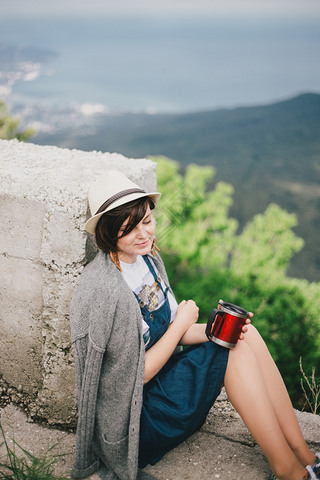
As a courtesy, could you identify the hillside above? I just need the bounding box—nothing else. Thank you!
[34,93,320,281]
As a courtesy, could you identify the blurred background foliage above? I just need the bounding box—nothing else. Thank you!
[153,155,320,409]
[0,100,35,141]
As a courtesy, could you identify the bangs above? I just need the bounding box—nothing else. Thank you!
[118,197,154,238]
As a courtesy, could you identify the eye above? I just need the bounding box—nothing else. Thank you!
[143,214,152,224]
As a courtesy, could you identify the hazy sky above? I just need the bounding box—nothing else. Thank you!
[2,0,320,17]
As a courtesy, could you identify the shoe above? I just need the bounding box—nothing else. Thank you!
[305,465,316,479]
[313,452,320,471]
[306,453,320,479]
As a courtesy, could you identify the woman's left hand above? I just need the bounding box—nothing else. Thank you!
[239,314,253,340]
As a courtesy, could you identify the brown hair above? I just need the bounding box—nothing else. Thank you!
[95,196,155,253]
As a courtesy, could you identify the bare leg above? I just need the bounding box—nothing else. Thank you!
[224,338,308,480]
[242,325,315,467]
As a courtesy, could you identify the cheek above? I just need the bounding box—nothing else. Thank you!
[149,219,156,235]
[117,234,132,251]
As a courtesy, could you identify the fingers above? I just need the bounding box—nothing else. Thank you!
[245,312,253,326]
[178,299,199,313]
[179,299,197,307]
[239,326,248,340]
[239,319,251,340]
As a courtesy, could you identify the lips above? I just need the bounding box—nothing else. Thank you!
[137,239,150,248]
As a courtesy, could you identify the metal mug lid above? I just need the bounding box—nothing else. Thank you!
[220,302,248,318]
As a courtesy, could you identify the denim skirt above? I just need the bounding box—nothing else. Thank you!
[138,341,229,468]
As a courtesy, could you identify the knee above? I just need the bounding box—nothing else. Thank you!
[230,336,256,363]
[244,323,268,349]
[246,323,260,339]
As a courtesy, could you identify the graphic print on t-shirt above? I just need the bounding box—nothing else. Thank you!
[138,281,161,311]
[120,255,178,348]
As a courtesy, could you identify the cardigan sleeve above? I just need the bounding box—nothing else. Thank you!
[71,336,104,478]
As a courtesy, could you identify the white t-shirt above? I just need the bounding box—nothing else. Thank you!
[120,255,178,347]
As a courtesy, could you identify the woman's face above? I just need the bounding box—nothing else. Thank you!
[117,205,156,263]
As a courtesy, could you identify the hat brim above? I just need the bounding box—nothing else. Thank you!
[85,191,161,234]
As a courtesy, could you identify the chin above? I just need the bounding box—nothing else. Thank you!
[138,243,152,255]
[140,247,151,255]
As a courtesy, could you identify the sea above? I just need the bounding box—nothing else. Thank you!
[0,11,320,131]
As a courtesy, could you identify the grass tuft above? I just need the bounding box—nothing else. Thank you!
[300,357,320,416]
[0,422,68,480]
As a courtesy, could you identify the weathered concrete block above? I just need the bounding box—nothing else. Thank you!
[0,139,158,426]
[0,255,44,395]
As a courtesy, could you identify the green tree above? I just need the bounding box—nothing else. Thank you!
[155,156,237,270]
[0,100,35,141]
[231,203,304,281]
[152,155,320,408]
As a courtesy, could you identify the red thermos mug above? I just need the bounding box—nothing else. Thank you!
[206,302,249,349]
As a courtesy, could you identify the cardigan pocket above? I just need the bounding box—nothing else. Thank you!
[102,434,130,479]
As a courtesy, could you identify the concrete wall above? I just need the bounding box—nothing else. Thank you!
[0,139,158,426]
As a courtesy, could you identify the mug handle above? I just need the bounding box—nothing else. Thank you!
[205,308,223,341]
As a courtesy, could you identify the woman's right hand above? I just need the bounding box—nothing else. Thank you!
[175,299,199,331]
[144,299,199,384]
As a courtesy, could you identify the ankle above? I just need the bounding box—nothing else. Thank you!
[304,453,318,468]
[305,453,320,479]
[273,465,309,480]
[271,453,320,480]
[291,446,317,468]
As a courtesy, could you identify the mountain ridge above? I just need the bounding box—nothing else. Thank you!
[33,92,320,281]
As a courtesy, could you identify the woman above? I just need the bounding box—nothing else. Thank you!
[70,170,319,480]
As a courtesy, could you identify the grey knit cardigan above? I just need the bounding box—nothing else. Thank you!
[70,251,171,480]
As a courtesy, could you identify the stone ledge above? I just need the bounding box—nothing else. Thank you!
[1,392,319,480]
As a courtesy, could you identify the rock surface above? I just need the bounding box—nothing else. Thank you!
[1,390,319,480]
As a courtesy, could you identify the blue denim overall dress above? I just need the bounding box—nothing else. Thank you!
[137,256,229,468]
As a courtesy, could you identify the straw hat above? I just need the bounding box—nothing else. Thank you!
[85,170,161,234]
